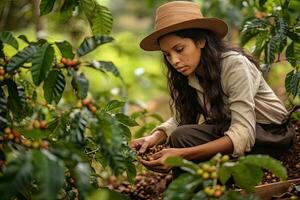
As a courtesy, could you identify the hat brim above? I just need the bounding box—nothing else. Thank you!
[140,18,228,51]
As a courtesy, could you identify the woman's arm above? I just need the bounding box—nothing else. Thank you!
[141,135,233,173]
[179,135,234,160]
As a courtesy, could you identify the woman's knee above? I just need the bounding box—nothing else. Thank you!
[168,125,194,148]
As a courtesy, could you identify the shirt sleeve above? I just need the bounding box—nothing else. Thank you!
[151,117,179,137]
[222,56,260,156]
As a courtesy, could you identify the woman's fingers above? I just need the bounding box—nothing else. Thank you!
[139,141,150,153]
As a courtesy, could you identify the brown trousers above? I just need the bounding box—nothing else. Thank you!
[168,121,295,178]
[168,121,295,158]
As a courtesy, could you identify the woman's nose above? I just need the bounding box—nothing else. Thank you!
[170,54,180,67]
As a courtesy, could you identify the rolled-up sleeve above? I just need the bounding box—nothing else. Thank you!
[222,56,260,156]
[151,117,178,137]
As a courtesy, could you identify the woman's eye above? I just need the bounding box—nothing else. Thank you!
[176,48,183,53]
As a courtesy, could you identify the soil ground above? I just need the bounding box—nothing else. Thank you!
[109,123,300,200]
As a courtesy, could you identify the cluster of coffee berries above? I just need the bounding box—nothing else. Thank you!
[32,119,47,129]
[3,127,21,143]
[260,171,279,184]
[59,58,80,70]
[0,66,6,81]
[78,98,97,113]
[203,184,225,198]
[137,145,165,161]
[197,163,218,180]
[2,127,49,149]
[22,139,49,149]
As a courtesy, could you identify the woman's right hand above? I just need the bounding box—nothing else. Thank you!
[130,130,167,153]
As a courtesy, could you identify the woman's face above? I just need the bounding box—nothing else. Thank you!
[159,34,205,76]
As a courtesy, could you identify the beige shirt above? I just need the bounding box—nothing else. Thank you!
[153,51,288,156]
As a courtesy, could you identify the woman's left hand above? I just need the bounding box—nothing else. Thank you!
[140,148,182,173]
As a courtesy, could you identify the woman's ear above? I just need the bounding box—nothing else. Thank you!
[197,38,206,49]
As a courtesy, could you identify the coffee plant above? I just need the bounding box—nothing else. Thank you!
[240,0,300,97]
[163,154,287,200]
[0,0,139,199]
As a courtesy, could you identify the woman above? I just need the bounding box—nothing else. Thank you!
[131,1,294,174]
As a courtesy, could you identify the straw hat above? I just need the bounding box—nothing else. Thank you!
[140,1,228,51]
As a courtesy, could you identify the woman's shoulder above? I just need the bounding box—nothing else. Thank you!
[220,50,257,71]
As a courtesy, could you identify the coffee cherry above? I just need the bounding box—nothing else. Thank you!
[4,127,11,134]
[82,98,89,106]
[221,155,230,162]
[214,189,222,198]
[204,187,214,196]
[76,101,83,108]
[40,121,47,129]
[197,169,203,175]
[61,58,68,65]
[40,140,49,149]
[22,139,32,148]
[202,172,210,179]
[32,141,40,149]
[211,171,218,179]
[202,164,211,171]
[32,120,40,129]
[89,106,97,113]
[0,67,5,76]
[7,133,14,140]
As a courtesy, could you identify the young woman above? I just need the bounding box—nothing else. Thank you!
[131,1,294,174]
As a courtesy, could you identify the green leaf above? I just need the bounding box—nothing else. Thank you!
[0,31,18,49]
[40,0,55,16]
[90,60,122,79]
[18,35,31,44]
[286,42,296,67]
[7,79,26,117]
[232,163,263,192]
[119,124,131,140]
[219,162,236,184]
[285,70,300,97]
[241,30,259,46]
[191,191,207,200]
[60,0,79,21]
[103,100,125,112]
[80,0,113,35]
[73,163,91,199]
[32,150,64,200]
[0,87,8,130]
[239,155,287,180]
[164,173,202,200]
[164,156,199,173]
[55,41,75,59]
[68,111,88,144]
[266,36,276,63]
[259,0,267,7]
[88,188,130,200]
[43,69,66,104]
[253,32,267,58]
[0,42,4,59]
[115,113,139,126]
[93,112,128,175]
[149,113,164,122]
[0,153,33,199]
[6,45,37,72]
[32,43,54,86]
[77,35,113,57]
[125,161,136,184]
[71,72,89,99]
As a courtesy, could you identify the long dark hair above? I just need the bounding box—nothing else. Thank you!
[160,29,259,125]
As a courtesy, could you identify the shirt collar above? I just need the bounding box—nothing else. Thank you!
[188,73,203,92]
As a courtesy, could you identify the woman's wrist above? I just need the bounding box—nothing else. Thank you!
[151,129,167,145]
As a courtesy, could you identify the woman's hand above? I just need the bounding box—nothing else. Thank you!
[130,130,167,153]
[140,148,182,173]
